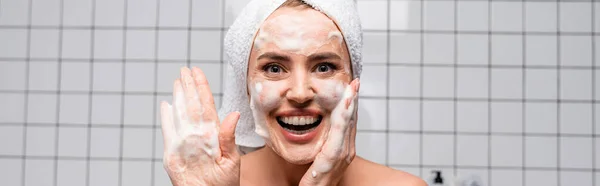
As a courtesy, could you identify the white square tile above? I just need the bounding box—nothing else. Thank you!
[491,2,523,32]
[423,1,454,31]
[390,1,421,30]
[457,34,488,65]
[24,159,54,186]
[0,126,24,155]
[560,103,592,135]
[491,169,523,186]
[122,161,152,186]
[56,160,86,186]
[525,69,557,99]
[158,0,189,27]
[62,30,92,59]
[491,102,523,133]
[357,0,388,30]
[154,161,172,186]
[559,3,592,32]
[191,0,222,28]
[563,84,592,108]
[456,169,489,186]
[597,138,600,169]
[388,100,420,131]
[222,0,250,27]
[63,0,92,26]
[390,33,420,64]
[93,62,123,92]
[491,35,523,66]
[90,128,121,158]
[0,62,27,90]
[423,100,454,132]
[0,29,27,58]
[126,0,157,27]
[89,160,119,186]
[26,94,57,123]
[61,62,91,91]
[154,128,164,158]
[457,68,488,98]
[560,171,593,186]
[29,29,60,58]
[525,35,557,66]
[525,2,557,32]
[525,136,557,168]
[124,95,154,126]
[357,99,387,131]
[0,0,29,26]
[57,127,87,157]
[31,0,60,26]
[362,32,388,63]
[190,63,223,94]
[525,102,557,134]
[525,170,558,186]
[123,128,153,158]
[156,62,186,93]
[423,34,454,64]
[491,135,523,167]
[124,62,155,92]
[423,67,454,98]
[0,93,25,123]
[457,101,488,133]
[191,31,222,60]
[94,30,123,59]
[158,30,188,60]
[359,65,387,97]
[422,134,454,166]
[356,132,386,164]
[26,126,56,156]
[560,35,593,67]
[457,1,488,31]
[0,159,22,185]
[457,135,488,166]
[95,0,125,26]
[560,137,592,169]
[91,94,122,125]
[58,94,91,125]
[388,133,420,165]
[29,61,59,91]
[126,30,156,59]
[389,66,420,97]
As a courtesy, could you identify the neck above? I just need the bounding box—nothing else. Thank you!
[258,145,312,186]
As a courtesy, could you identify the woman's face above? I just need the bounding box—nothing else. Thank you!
[247,6,353,164]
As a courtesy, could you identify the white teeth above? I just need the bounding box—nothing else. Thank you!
[279,116,318,125]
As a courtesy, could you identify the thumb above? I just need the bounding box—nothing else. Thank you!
[218,111,241,159]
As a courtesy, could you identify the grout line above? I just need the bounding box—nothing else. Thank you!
[487,0,493,185]
[52,0,65,185]
[20,0,34,185]
[85,0,97,185]
[150,0,162,185]
[522,0,527,186]
[419,0,425,178]
[557,0,562,185]
[453,0,459,178]
[385,0,391,167]
[118,0,129,185]
[219,0,226,108]
[592,1,597,186]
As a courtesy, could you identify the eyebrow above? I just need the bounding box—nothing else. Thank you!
[257,52,291,61]
[308,52,342,61]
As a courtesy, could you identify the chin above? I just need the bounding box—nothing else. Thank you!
[266,114,331,165]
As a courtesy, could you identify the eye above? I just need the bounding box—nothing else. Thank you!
[263,63,284,74]
[315,63,337,73]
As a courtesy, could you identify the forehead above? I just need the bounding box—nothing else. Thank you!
[260,7,340,38]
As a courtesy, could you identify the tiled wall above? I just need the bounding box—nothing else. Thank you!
[0,0,596,185]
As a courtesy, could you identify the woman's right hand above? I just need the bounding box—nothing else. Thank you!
[160,67,241,186]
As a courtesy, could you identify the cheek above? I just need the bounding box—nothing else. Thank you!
[250,81,285,111]
[313,79,345,111]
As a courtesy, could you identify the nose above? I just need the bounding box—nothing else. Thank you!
[285,73,315,106]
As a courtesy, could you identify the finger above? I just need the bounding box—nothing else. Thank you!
[180,67,203,123]
[191,67,218,122]
[173,79,188,128]
[160,101,176,149]
[218,111,241,161]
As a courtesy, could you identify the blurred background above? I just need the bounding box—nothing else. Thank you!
[0,0,596,185]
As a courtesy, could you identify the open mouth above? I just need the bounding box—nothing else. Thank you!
[276,115,323,134]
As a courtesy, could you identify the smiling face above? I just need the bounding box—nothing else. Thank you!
[247,6,353,164]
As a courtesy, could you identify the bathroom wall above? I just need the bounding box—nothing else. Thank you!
[0,0,596,185]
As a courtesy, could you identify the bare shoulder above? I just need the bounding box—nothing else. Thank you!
[342,157,427,186]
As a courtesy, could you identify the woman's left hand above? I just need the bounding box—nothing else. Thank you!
[299,79,360,186]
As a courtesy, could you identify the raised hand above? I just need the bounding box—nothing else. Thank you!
[160,67,241,186]
[299,79,360,186]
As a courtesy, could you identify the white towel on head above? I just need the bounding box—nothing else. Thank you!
[218,0,363,149]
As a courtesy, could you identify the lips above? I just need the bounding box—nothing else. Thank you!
[276,116,323,133]
[274,110,323,143]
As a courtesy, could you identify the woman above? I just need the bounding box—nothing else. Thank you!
[159,0,426,185]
